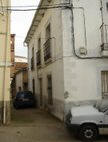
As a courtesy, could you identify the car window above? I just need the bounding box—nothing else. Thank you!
[20,94,25,98]
[16,92,24,99]
[16,92,34,99]
[24,92,33,99]
[24,94,29,99]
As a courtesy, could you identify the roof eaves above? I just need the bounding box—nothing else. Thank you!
[24,0,44,44]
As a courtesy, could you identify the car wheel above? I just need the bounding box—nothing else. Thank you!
[79,124,98,141]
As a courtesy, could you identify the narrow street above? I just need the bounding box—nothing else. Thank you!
[0,108,107,142]
[11,108,74,142]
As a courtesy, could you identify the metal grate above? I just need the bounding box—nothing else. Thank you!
[101,71,108,97]
[36,50,41,66]
[31,57,34,70]
[44,38,51,62]
[100,24,108,49]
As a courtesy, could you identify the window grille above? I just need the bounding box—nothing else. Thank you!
[106,2,108,11]
[101,71,108,97]
[36,38,41,66]
[47,75,53,105]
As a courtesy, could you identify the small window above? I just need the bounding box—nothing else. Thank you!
[101,71,108,98]
[46,24,51,40]
[47,75,53,105]
[32,47,34,58]
[44,24,51,62]
[36,38,41,66]
[31,47,34,70]
[38,38,41,50]
[106,3,108,11]
[32,78,35,95]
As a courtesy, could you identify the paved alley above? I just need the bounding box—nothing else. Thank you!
[0,109,107,142]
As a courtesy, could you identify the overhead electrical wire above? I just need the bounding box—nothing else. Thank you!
[0,3,70,11]
[0,3,69,8]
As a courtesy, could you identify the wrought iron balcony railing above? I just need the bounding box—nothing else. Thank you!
[36,50,41,66]
[100,24,108,49]
[44,38,51,62]
[31,57,34,70]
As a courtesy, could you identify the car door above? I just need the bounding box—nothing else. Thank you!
[102,111,108,134]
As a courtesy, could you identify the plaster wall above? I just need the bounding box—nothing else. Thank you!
[28,0,65,119]
[27,0,108,119]
[63,0,108,113]
[16,72,23,93]
[0,0,11,123]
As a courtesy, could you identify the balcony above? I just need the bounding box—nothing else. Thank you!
[36,50,41,66]
[44,38,51,62]
[100,24,108,56]
[31,57,34,70]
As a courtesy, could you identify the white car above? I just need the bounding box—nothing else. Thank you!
[65,105,108,141]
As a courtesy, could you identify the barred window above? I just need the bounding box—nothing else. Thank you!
[36,38,41,66]
[31,47,34,70]
[106,2,108,11]
[44,24,51,62]
[47,75,53,105]
[101,71,108,98]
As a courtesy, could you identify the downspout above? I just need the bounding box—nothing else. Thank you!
[100,0,104,25]
[2,0,10,125]
[69,1,107,59]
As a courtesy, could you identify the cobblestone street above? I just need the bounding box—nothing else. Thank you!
[0,109,107,142]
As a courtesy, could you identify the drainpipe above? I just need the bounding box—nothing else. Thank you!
[100,0,104,25]
[2,0,10,125]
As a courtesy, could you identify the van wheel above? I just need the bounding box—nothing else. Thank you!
[79,124,98,141]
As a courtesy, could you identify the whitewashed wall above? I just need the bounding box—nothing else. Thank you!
[28,0,65,120]
[27,0,108,119]
[63,0,108,113]
[16,72,23,93]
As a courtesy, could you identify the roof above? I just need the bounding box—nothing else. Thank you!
[15,56,28,63]
[14,62,28,76]
[25,0,52,44]
[15,67,28,76]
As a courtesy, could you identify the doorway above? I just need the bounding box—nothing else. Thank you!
[39,78,43,107]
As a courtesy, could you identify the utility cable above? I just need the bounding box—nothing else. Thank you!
[0,3,71,11]
[0,2,70,8]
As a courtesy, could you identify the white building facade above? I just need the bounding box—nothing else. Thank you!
[25,0,108,120]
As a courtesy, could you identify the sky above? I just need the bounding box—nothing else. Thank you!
[11,0,40,57]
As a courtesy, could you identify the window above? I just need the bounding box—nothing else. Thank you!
[44,24,51,62]
[39,78,43,106]
[101,71,108,98]
[106,3,108,11]
[32,78,35,95]
[36,38,41,66]
[46,24,51,40]
[47,75,53,105]
[31,47,34,70]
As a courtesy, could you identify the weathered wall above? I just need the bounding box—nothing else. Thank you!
[28,0,65,120]
[16,72,23,93]
[27,0,108,120]
[63,0,108,113]
[0,0,11,124]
